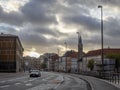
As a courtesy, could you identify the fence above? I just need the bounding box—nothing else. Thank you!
[77,71,120,85]
[100,72,120,85]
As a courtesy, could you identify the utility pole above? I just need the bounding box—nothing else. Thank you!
[57,48,59,72]
[98,5,104,72]
[76,32,80,73]
[64,42,67,72]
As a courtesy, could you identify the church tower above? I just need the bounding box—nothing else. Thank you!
[78,35,83,61]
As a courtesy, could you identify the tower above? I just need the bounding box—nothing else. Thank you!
[77,35,83,72]
[78,35,83,61]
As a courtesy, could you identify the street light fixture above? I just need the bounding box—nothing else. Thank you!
[64,42,67,72]
[98,5,104,72]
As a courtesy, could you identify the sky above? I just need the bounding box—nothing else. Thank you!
[0,0,120,57]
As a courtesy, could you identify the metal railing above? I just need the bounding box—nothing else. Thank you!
[77,71,120,85]
[100,72,120,84]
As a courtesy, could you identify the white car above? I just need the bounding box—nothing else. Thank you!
[30,70,41,77]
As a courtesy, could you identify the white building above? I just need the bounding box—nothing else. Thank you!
[82,48,120,72]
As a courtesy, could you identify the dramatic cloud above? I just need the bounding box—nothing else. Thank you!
[0,6,25,26]
[62,14,100,31]
[0,0,120,57]
[20,0,57,25]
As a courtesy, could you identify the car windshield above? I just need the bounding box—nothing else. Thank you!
[30,70,39,72]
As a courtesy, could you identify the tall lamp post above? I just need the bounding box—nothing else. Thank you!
[64,42,67,72]
[98,5,104,72]
[57,48,59,72]
[76,32,80,73]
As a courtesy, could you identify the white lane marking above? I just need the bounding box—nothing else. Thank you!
[15,83,21,85]
[0,85,10,88]
[25,83,32,86]
[42,79,46,81]
[8,76,27,82]
[54,83,61,89]
[28,78,37,82]
[23,78,37,83]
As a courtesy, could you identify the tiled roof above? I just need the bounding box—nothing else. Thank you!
[70,52,78,58]
[86,48,120,57]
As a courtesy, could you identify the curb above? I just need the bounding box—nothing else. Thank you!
[70,74,93,90]
[78,76,93,90]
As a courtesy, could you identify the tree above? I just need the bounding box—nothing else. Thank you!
[87,59,94,71]
[106,53,120,72]
[40,63,47,69]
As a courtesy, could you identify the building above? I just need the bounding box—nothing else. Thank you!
[0,33,24,72]
[70,52,78,73]
[49,53,59,71]
[58,57,66,72]
[22,56,41,71]
[39,53,58,71]
[83,48,120,72]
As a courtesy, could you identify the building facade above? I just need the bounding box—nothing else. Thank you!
[0,33,24,72]
[82,48,120,72]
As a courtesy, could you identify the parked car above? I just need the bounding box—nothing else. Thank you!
[29,70,41,77]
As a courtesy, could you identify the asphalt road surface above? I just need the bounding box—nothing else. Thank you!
[0,72,119,90]
[0,72,88,90]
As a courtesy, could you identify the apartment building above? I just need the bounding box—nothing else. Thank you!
[0,33,24,72]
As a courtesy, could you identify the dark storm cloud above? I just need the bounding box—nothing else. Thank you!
[0,0,58,26]
[65,0,120,8]
[104,17,120,38]
[20,0,57,25]
[17,26,68,48]
[33,27,68,37]
[19,32,48,46]
[0,6,25,26]
[62,14,100,31]
[100,0,120,8]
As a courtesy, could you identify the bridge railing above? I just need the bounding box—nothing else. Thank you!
[100,72,120,85]
[74,71,120,85]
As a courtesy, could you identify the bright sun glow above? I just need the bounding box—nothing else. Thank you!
[24,51,40,58]
[23,47,40,58]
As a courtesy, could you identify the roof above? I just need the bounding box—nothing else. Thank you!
[70,52,78,58]
[86,48,120,57]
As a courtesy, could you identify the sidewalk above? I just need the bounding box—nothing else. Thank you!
[100,79,120,89]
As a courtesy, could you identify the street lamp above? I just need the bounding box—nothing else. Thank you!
[76,32,80,73]
[64,42,67,72]
[57,48,59,72]
[98,5,104,72]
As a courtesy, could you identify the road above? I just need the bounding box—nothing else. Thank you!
[0,72,88,90]
[0,72,119,90]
